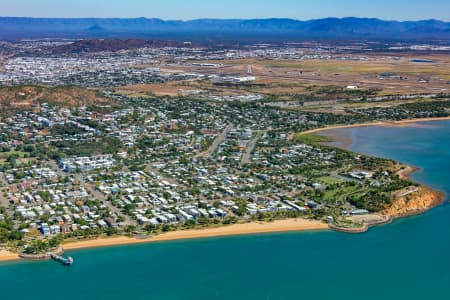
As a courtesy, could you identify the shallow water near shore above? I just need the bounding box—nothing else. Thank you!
[1,120,450,300]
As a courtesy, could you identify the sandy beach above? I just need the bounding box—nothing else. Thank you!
[62,219,328,251]
[0,250,20,262]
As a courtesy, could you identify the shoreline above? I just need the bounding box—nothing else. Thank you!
[299,116,450,136]
[3,219,327,262]
[397,165,420,181]
[383,186,445,220]
[310,117,448,233]
[61,218,328,252]
[61,219,328,251]
[0,250,20,262]
[393,165,445,219]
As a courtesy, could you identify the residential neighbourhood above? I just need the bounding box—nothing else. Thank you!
[0,86,426,246]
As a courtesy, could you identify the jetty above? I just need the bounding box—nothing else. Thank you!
[50,253,74,266]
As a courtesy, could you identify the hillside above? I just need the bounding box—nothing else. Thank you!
[49,39,198,54]
[0,85,113,110]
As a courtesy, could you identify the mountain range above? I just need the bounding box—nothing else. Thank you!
[1,17,449,41]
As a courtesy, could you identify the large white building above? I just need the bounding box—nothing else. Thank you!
[60,155,115,172]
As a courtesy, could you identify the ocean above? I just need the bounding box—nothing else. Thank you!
[1,120,450,300]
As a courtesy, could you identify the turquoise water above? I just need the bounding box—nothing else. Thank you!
[1,121,450,300]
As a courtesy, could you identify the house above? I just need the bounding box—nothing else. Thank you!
[97,220,108,228]
[81,205,90,214]
[306,200,319,209]
[312,183,326,190]
[216,209,227,217]
[178,210,194,221]
[50,225,61,234]
[104,218,118,228]
[40,223,50,236]
[157,215,169,224]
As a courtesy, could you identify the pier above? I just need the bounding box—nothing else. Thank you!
[50,253,74,266]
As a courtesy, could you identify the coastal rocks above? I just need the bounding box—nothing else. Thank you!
[19,253,52,260]
[383,187,444,219]
[18,247,64,261]
[328,215,392,234]
[328,223,369,234]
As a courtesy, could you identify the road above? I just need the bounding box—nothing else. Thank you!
[196,123,234,159]
[0,190,9,207]
[46,160,136,225]
[84,183,136,226]
[240,131,263,166]
[144,163,182,186]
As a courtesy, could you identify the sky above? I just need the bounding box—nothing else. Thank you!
[1,0,449,21]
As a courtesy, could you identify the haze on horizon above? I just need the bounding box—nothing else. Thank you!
[2,0,450,22]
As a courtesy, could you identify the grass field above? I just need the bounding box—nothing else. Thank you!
[294,133,330,144]
[317,176,346,185]
[168,54,450,97]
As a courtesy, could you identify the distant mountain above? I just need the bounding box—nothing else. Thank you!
[1,17,450,41]
[86,24,106,32]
